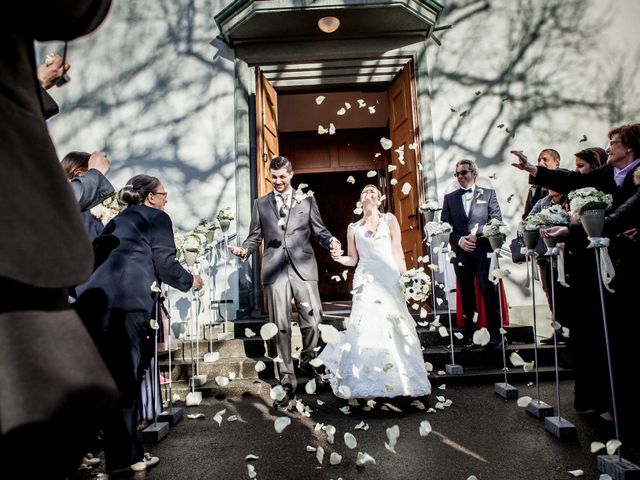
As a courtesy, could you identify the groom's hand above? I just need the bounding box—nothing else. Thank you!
[329,238,343,258]
[228,245,247,258]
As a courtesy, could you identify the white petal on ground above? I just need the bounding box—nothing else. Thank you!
[444,399,453,407]
[187,413,205,420]
[401,182,412,195]
[315,95,326,105]
[356,452,376,466]
[411,399,426,410]
[344,432,357,449]
[454,332,464,340]
[380,137,392,150]
[244,328,256,338]
[305,378,317,394]
[368,106,376,114]
[339,406,351,415]
[274,416,291,434]
[386,425,400,452]
[438,384,447,390]
[308,357,324,368]
[337,107,346,115]
[438,326,449,337]
[330,452,342,465]
[317,399,325,405]
[590,442,606,453]
[260,322,278,340]
[245,454,259,461]
[324,425,337,444]
[568,469,584,477]
[510,352,525,367]
[419,420,432,437]
[306,445,317,452]
[517,396,532,407]
[247,464,257,479]
[319,324,341,344]
[472,327,491,346]
[347,175,355,184]
[228,415,238,422]
[270,385,286,401]
[329,123,336,135]
[215,376,229,386]
[254,360,266,372]
[316,446,325,464]
[366,170,377,178]
[355,421,370,430]
[467,476,478,480]
[606,439,622,455]
[436,395,445,402]
[599,475,613,480]
[228,372,237,380]
[213,409,226,426]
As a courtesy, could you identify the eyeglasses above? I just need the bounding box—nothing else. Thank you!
[153,191,168,197]
[454,170,471,177]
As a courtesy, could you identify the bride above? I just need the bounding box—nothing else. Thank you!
[319,185,431,399]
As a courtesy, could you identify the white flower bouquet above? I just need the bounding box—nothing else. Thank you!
[568,187,613,217]
[400,267,432,302]
[483,218,511,237]
[526,204,570,227]
[217,207,235,222]
[425,221,452,238]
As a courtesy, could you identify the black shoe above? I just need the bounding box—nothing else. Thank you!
[272,384,294,410]
[486,339,502,350]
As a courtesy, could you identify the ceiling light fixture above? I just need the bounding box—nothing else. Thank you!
[318,16,340,33]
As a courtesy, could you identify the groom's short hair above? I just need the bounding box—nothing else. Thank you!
[270,156,292,172]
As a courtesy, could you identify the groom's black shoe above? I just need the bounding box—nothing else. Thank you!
[304,365,329,391]
[273,384,294,410]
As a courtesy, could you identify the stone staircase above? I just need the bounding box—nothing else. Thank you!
[160,305,572,400]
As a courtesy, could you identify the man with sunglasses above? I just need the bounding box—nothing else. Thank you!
[441,160,503,349]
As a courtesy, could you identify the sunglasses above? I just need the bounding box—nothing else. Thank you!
[454,170,471,177]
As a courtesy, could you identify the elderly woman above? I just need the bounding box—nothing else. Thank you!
[75,174,203,474]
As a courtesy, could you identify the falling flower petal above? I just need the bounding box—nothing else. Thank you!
[356,452,376,466]
[438,326,449,337]
[254,360,266,372]
[270,385,286,401]
[331,274,342,281]
[499,327,507,335]
[472,327,490,346]
[347,175,355,184]
[606,439,622,455]
[419,420,432,437]
[315,95,326,105]
[329,123,336,135]
[517,396,532,407]
[260,322,278,340]
[401,182,412,195]
[424,361,433,372]
[247,464,257,479]
[319,324,341,344]
[150,281,161,292]
[590,442,606,453]
[318,125,328,134]
[454,332,464,340]
[357,99,366,108]
[409,142,418,150]
[388,164,397,172]
[337,107,346,116]
[345,102,351,109]
[366,170,377,178]
[523,361,535,372]
[438,384,447,390]
[245,328,256,338]
[380,137,392,150]
[390,178,398,186]
[229,372,237,380]
[368,106,376,114]
[274,416,291,434]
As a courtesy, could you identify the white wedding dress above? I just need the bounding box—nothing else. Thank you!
[319,214,431,399]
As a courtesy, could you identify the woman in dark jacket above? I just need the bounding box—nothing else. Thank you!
[76,174,203,474]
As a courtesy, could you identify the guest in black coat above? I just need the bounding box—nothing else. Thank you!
[75,175,204,474]
[441,159,503,348]
[62,150,115,240]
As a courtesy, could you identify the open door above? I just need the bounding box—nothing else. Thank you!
[256,69,279,196]
[387,61,424,269]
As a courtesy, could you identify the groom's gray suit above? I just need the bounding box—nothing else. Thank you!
[242,188,335,390]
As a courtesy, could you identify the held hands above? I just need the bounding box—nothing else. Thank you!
[510,150,537,176]
[458,234,476,252]
[192,274,204,291]
[329,238,343,260]
[88,151,110,176]
[37,53,70,90]
[540,226,569,238]
[228,245,247,258]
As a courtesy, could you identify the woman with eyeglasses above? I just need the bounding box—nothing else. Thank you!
[75,174,203,474]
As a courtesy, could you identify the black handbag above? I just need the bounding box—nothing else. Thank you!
[510,235,545,263]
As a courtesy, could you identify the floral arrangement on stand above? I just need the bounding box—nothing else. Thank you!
[194,218,220,244]
[419,199,442,222]
[400,267,432,310]
[567,187,613,218]
[527,204,571,227]
[483,218,512,238]
[217,207,235,233]
[424,221,452,238]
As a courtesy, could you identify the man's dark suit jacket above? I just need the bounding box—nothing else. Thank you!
[77,205,193,316]
[242,190,333,285]
[0,0,111,289]
[70,169,115,240]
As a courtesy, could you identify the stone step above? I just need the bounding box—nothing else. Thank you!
[166,377,272,400]
[159,357,261,381]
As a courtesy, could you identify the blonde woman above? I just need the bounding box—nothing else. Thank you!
[319,185,431,400]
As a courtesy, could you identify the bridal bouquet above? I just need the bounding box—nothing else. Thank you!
[400,267,432,302]
[527,204,570,227]
[568,187,612,218]
[483,218,511,237]
[424,221,452,238]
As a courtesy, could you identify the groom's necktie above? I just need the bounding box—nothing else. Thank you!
[278,193,289,218]
[461,188,472,216]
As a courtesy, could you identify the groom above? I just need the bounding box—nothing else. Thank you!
[229,156,342,409]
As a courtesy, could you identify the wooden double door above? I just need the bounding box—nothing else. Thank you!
[256,62,426,300]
